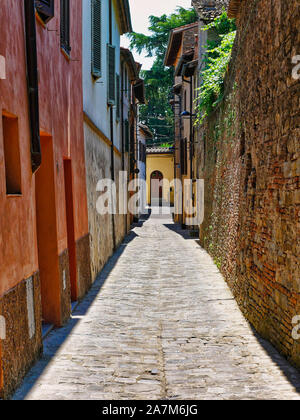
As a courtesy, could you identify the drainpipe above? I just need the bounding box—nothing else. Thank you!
[179,92,184,227]
[120,60,127,235]
[109,0,116,250]
[189,76,193,184]
[189,75,194,229]
[24,0,41,173]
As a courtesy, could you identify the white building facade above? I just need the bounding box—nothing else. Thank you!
[82,0,132,281]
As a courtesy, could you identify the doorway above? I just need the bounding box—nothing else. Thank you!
[151,170,163,206]
[35,134,61,326]
[63,159,78,302]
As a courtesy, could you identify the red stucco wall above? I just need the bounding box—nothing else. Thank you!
[0,0,89,296]
[0,0,37,296]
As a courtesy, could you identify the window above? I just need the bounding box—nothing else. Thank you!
[2,113,22,195]
[116,74,120,121]
[35,0,54,23]
[60,0,71,55]
[91,0,102,78]
[107,44,116,105]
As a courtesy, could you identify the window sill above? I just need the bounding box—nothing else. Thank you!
[35,12,47,29]
[60,48,71,62]
[6,194,22,198]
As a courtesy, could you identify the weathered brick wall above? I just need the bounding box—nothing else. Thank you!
[197,0,300,367]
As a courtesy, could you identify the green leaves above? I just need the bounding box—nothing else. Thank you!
[195,12,236,125]
[128,7,197,145]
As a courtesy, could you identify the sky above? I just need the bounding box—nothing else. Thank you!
[121,0,193,70]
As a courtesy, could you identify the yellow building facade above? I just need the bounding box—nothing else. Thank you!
[146,147,175,206]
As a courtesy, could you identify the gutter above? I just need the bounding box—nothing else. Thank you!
[24,0,41,173]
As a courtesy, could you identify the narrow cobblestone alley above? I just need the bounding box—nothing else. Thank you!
[13,210,300,400]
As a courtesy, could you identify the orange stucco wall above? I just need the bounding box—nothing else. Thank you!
[0,1,89,297]
[0,1,37,296]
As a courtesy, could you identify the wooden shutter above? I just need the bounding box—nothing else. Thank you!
[60,0,71,54]
[107,44,116,105]
[35,0,54,23]
[91,0,102,78]
[116,74,120,120]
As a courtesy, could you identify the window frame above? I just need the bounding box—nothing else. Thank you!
[91,0,102,79]
[35,0,54,24]
[60,0,71,55]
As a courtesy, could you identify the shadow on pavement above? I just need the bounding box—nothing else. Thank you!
[12,227,139,400]
[164,221,300,394]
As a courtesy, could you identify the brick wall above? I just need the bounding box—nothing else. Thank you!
[197,0,300,367]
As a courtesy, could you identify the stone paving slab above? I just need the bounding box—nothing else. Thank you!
[13,209,300,400]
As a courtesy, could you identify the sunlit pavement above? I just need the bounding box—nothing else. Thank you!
[13,209,300,400]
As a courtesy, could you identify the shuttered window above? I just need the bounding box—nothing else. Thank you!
[35,0,54,23]
[60,0,71,55]
[107,44,116,105]
[91,0,102,78]
[116,74,120,121]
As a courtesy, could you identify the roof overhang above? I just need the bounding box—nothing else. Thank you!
[182,59,198,77]
[174,51,195,77]
[120,48,138,81]
[117,0,133,35]
[173,82,183,95]
[134,79,145,104]
[138,124,153,139]
[146,147,174,155]
[228,0,241,18]
[164,22,198,67]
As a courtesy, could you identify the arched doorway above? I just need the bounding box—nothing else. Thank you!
[151,170,163,206]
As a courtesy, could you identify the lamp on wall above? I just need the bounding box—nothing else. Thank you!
[181,110,196,117]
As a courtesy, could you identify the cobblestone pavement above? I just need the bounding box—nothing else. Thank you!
[14,209,300,400]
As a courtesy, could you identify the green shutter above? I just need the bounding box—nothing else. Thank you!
[91,0,102,78]
[107,44,116,105]
[116,74,120,121]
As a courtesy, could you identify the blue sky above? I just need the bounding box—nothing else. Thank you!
[121,0,193,70]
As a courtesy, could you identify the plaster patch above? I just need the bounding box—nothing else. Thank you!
[0,315,6,340]
[0,55,5,79]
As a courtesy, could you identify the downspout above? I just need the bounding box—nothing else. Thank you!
[189,75,194,229]
[24,0,41,173]
[121,60,127,235]
[189,76,193,184]
[134,101,139,222]
[109,0,116,250]
[179,91,184,227]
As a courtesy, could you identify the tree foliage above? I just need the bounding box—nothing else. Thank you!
[128,7,197,145]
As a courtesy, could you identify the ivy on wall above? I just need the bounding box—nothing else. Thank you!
[195,11,236,124]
